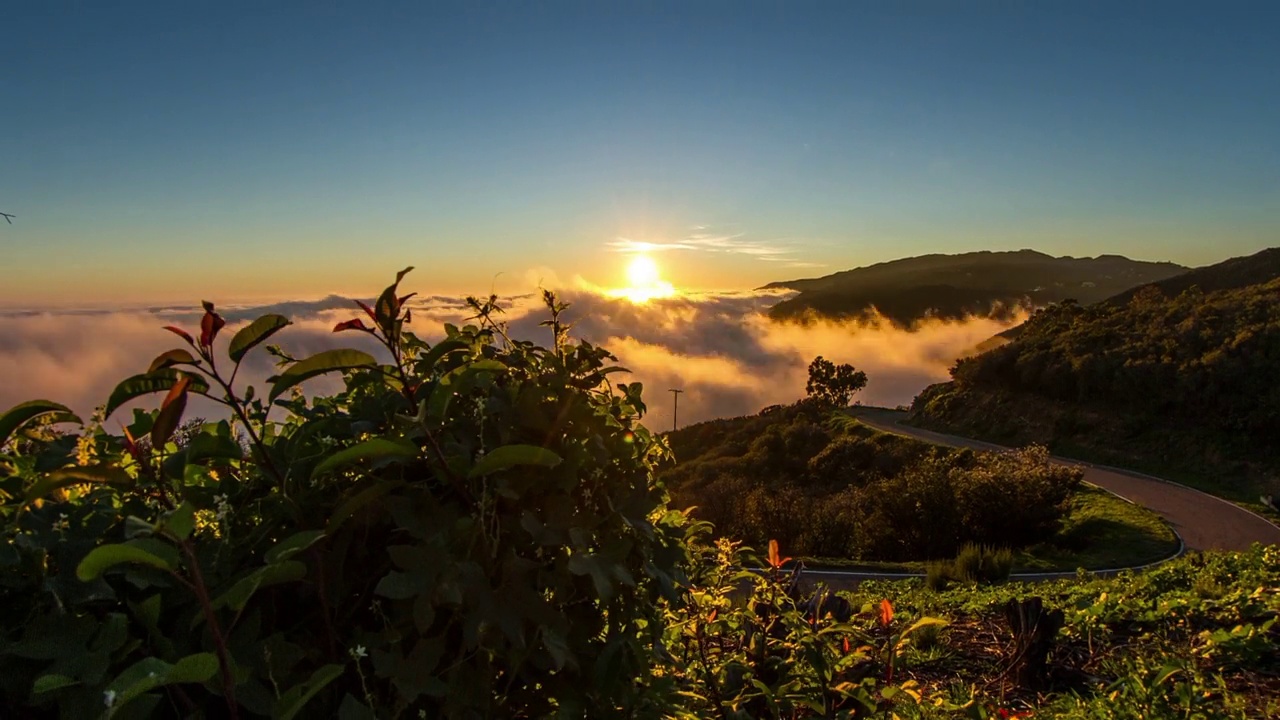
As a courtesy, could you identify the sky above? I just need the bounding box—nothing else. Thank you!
[3,1,1279,307]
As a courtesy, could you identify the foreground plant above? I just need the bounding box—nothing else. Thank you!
[0,269,689,717]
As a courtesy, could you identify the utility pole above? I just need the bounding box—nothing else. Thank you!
[669,388,683,432]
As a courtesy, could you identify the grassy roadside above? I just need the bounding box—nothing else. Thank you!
[1047,438,1280,522]
[896,391,1280,523]
[902,411,1280,523]
[1012,485,1179,571]
[801,485,1177,574]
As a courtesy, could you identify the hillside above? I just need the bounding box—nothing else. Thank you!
[764,249,1187,326]
[911,247,1280,501]
[658,404,1178,570]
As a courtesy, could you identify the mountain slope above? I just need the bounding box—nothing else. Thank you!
[910,247,1280,501]
[764,249,1187,326]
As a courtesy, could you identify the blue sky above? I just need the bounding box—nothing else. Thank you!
[2,1,1278,305]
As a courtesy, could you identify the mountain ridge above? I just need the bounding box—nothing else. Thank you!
[761,249,1189,326]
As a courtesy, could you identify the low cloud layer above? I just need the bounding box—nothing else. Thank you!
[0,288,1024,433]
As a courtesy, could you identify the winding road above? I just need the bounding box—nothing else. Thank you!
[853,408,1280,552]
[796,409,1280,588]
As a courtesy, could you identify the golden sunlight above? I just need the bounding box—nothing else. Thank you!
[612,254,676,303]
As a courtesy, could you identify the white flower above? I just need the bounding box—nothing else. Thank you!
[350,644,367,659]
[213,494,231,524]
[104,690,117,707]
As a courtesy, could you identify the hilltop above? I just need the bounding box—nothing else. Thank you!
[763,249,1187,326]
[910,247,1280,504]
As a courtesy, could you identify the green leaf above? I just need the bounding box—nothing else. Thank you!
[1153,664,1182,687]
[902,617,948,637]
[160,501,197,541]
[413,338,467,374]
[338,695,378,720]
[228,314,291,364]
[264,530,326,564]
[0,400,80,450]
[147,348,196,373]
[311,438,418,480]
[328,480,405,531]
[125,537,181,568]
[32,674,78,694]
[25,465,134,505]
[167,652,220,683]
[104,370,211,420]
[105,653,219,718]
[567,553,616,601]
[469,444,562,478]
[268,349,377,402]
[210,561,306,613]
[274,664,345,720]
[185,432,244,463]
[426,359,508,422]
[77,543,176,581]
[374,570,424,600]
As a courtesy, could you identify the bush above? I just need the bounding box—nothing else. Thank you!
[0,273,690,718]
[927,544,1014,590]
[924,561,952,592]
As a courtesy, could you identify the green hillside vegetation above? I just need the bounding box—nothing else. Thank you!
[661,404,1175,569]
[912,248,1280,503]
[0,269,1268,718]
[764,249,1187,327]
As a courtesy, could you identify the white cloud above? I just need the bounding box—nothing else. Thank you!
[0,287,1023,436]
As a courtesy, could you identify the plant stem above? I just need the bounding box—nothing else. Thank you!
[181,540,240,719]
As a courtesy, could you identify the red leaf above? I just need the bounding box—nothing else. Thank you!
[842,636,850,654]
[355,300,377,321]
[199,307,226,348]
[160,374,192,412]
[163,326,194,345]
[333,318,369,333]
[767,539,792,570]
[878,599,894,628]
[708,608,717,623]
[121,426,145,464]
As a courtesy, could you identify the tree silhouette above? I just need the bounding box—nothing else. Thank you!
[805,356,868,408]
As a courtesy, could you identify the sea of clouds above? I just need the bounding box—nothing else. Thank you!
[0,287,1025,432]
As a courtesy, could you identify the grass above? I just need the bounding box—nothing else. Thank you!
[800,485,1177,575]
[1048,438,1280,521]
[1014,485,1179,571]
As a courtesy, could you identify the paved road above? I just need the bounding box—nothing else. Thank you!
[853,408,1280,553]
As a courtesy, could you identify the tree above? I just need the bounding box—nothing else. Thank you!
[805,356,868,408]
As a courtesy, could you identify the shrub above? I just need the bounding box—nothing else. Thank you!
[930,545,1013,589]
[924,561,952,592]
[0,272,690,718]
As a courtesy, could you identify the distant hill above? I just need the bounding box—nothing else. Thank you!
[1103,246,1280,306]
[910,246,1280,502]
[763,249,1188,326]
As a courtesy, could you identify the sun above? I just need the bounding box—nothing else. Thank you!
[611,254,676,303]
[627,255,661,287]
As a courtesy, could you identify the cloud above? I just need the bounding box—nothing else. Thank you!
[606,228,823,268]
[0,287,1024,435]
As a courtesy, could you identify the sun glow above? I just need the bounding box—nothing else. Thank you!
[612,254,676,303]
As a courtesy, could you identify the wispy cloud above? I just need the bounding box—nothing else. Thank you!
[606,228,825,269]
